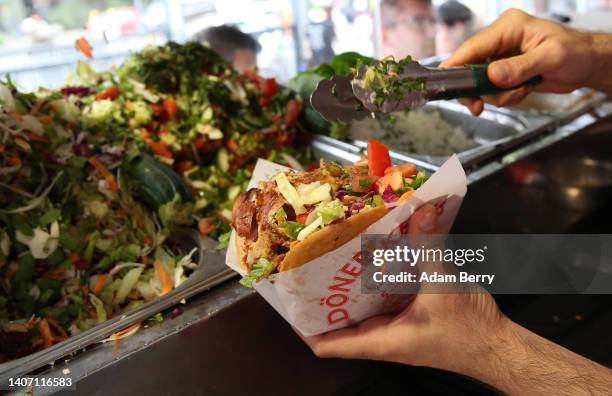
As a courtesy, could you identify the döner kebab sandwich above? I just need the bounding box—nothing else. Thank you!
[232,138,427,287]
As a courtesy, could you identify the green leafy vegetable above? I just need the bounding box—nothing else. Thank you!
[240,257,274,288]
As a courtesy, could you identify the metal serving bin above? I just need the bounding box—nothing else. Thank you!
[0,230,235,384]
[306,133,439,173]
[508,89,607,123]
[348,100,555,168]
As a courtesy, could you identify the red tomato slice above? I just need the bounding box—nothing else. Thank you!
[262,78,277,97]
[384,163,417,178]
[284,99,301,126]
[367,138,391,177]
[296,213,309,224]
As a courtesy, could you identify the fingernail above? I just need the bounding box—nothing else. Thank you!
[418,211,437,232]
[492,62,511,85]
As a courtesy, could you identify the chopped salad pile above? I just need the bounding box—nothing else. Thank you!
[0,78,197,362]
[0,41,307,362]
[66,41,305,242]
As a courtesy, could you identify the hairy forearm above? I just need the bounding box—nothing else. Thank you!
[458,317,612,395]
[587,32,612,94]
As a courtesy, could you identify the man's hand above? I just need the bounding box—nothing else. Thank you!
[440,9,612,115]
[301,203,612,395]
[301,204,506,374]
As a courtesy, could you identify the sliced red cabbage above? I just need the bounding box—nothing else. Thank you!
[381,185,399,205]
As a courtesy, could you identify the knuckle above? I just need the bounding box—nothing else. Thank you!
[501,8,530,22]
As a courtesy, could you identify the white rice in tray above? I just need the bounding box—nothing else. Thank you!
[349,110,476,156]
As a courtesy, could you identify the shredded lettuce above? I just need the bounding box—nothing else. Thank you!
[275,172,306,214]
[15,221,60,259]
[88,99,117,124]
[302,182,332,205]
[89,294,107,324]
[311,199,345,225]
[240,257,274,288]
[131,100,152,125]
[297,215,323,241]
[114,267,144,305]
[279,221,305,240]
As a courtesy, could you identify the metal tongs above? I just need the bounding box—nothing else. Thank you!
[311,59,542,123]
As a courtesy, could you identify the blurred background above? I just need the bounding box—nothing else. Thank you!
[1,0,612,90]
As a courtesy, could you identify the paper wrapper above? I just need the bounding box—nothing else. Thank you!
[226,155,467,336]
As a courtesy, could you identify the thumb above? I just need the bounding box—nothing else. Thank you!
[488,47,547,88]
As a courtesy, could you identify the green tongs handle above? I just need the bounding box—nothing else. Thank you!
[465,63,542,96]
[431,63,542,101]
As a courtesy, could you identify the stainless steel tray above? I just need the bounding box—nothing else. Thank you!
[349,100,555,167]
[508,89,607,123]
[0,230,235,383]
[306,133,440,173]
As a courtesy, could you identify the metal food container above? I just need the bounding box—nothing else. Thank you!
[0,230,235,383]
[509,89,607,123]
[306,133,439,172]
[348,100,555,167]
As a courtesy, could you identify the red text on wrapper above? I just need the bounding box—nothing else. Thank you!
[321,251,364,325]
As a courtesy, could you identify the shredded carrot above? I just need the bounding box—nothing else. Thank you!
[109,322,141,340]
[46,318,68,339]
[43,267,67,280]
[154,260,173,295]
[81,286,90,297]
[143,256,149,265]
[95,85,120,101]
[26,132,48,142]
[93,274,108,295]
[88,156,118,192]
[116,208,127,217]
[296,213,308,224]
[38,319,53,348]
[70,251,80,263]
[89,309,97,319]
[143,234,152,245]
[38,115,53,124]
[75,36,93,58]
[0,144,4,153]
[32,337,44,347]
[145,138,173,158]
[398,190,415,203]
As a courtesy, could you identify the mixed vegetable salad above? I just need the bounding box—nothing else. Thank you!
[0,77,197,362]
[67,41,306,243]
[0,41,307,362]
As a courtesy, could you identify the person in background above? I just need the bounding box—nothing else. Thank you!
[435,0,473,55]
[380,0,436,60]
[195,25,261,72]
[307,6,336,67]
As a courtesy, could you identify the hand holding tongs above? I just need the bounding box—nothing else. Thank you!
[311,59,542,123]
